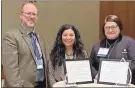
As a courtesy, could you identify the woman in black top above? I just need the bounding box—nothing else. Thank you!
[90,15,135,84]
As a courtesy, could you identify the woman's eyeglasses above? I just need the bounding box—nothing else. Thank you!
[104,25,118,31]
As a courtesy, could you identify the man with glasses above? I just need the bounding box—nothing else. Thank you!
[2,3,50,87]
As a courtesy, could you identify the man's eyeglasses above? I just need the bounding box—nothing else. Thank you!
[22,12,38,17]
[104,25,118,31]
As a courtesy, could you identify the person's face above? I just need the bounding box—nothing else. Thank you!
[62,29,75,48]
[104,22,120,40]
[19,4,38,28]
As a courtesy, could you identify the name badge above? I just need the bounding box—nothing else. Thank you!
[37,65,43,69]
[36,59,43,69]
[97,48,109,57]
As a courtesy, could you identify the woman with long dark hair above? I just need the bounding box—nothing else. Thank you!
[49,24,88,86]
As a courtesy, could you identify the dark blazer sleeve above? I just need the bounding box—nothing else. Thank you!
[127,39,135,71]
[2,32,22,87]
[90,46,98,78]
[123,37,135,84]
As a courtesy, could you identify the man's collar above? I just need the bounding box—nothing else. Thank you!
[21,23,35,35]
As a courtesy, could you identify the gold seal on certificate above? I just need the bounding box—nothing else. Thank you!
[97,59,131,85]
[65,59,93,84]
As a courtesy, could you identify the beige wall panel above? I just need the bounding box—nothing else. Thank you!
[2,1,99,57]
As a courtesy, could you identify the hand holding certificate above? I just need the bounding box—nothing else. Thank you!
[65,59,93,84]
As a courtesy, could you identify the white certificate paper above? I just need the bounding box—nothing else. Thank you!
[65,60,92,83]
[99,61,129,84]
